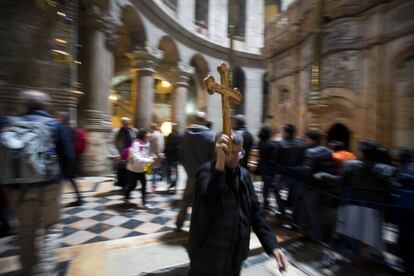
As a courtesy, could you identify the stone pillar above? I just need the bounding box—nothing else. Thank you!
[79,5,117,176]
[127,46,163,129]
[172,62,194,132]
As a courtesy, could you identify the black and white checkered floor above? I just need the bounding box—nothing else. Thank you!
[0,170,271,263]
[0,176,190,259]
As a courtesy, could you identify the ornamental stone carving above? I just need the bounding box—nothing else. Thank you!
[322,20,361,54]
[126,45,164,73]
[321,51,360,91]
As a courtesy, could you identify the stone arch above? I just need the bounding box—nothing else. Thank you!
[158,36,180,65]
[233,66,245,115]
[190,53,210,113]
[111,5,147,126]
[321,93,357,149]
[113,5,146,75]
[326,123,352,150]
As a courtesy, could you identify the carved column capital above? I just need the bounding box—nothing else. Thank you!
[173,62,195,88]
[83,4,119,49]
[126,45,164,74]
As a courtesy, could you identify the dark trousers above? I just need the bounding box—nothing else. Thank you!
[69,178,82,202]
[262,175,276,208]
[302,188,322,242]
[166,160,178,188]
[125,171,147,204]
[0,187,10,233]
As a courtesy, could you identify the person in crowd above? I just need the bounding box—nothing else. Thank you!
[256,125,279,212]
[329,140,356,172]
[164,123,182,193]
[274,124,305,222]
[176,111,215,231]
[0,90,69,275]
[149,123,165,191]
[125,129,154,207]
[392,148,414,270]
[188,132,287,275]
[231,114,254,168]
[315,140,394,262]
[56,111,83,206]
[392,147,414,188]
[256,129,335,239]
[114,117,136,154]
[114,117,136,188]
[74,126,87,175]
[295,130,336,242]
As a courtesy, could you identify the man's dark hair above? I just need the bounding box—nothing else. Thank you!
[359,140,379,163]
[136,128,148,141]
[258,125,272,141]
[305,129,321,145]
[398,148,413,165]
[331,140,345,151]
[283,124,296,139]
[232,114,245,128]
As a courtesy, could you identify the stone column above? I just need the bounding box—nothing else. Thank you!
[79,5,118,176]
[172,62,194,133]
[127,46,163,129]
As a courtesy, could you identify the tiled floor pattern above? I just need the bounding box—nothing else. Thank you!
[0,170,276,264]
[0,176,191,260]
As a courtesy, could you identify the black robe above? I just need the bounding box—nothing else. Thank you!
[188,162,279,276]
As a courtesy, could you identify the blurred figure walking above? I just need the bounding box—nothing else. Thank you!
[164,123,182,193]
[56,111,83,206]
[176,112,215,231]
[0,90,68,275]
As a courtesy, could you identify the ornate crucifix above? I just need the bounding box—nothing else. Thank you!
[203,63,242,153]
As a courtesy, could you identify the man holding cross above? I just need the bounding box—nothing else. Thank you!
[187,64,287,275]
[188,132,287,275]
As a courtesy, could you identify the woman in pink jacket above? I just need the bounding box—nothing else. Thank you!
[124,129,154,207]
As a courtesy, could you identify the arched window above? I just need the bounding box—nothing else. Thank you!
[195,0,209,29]
[228,0,246,39]
[233,66,245,115]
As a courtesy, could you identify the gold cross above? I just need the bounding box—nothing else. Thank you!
[203,63,242,154]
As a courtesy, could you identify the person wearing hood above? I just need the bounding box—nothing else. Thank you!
[175,111,215,231]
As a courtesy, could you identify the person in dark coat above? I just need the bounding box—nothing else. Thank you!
[256,125,279,211]
[315,140,395,260]
[274,124,305,220]
[56,111,83,206]
[269,130,335,241]
[232,114,254,168]
[189,132,287,276]
[114,117,136,188]
[164,123,182,192]
[176,112,215,231]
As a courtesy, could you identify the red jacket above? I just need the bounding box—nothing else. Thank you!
[75,128,87,155]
